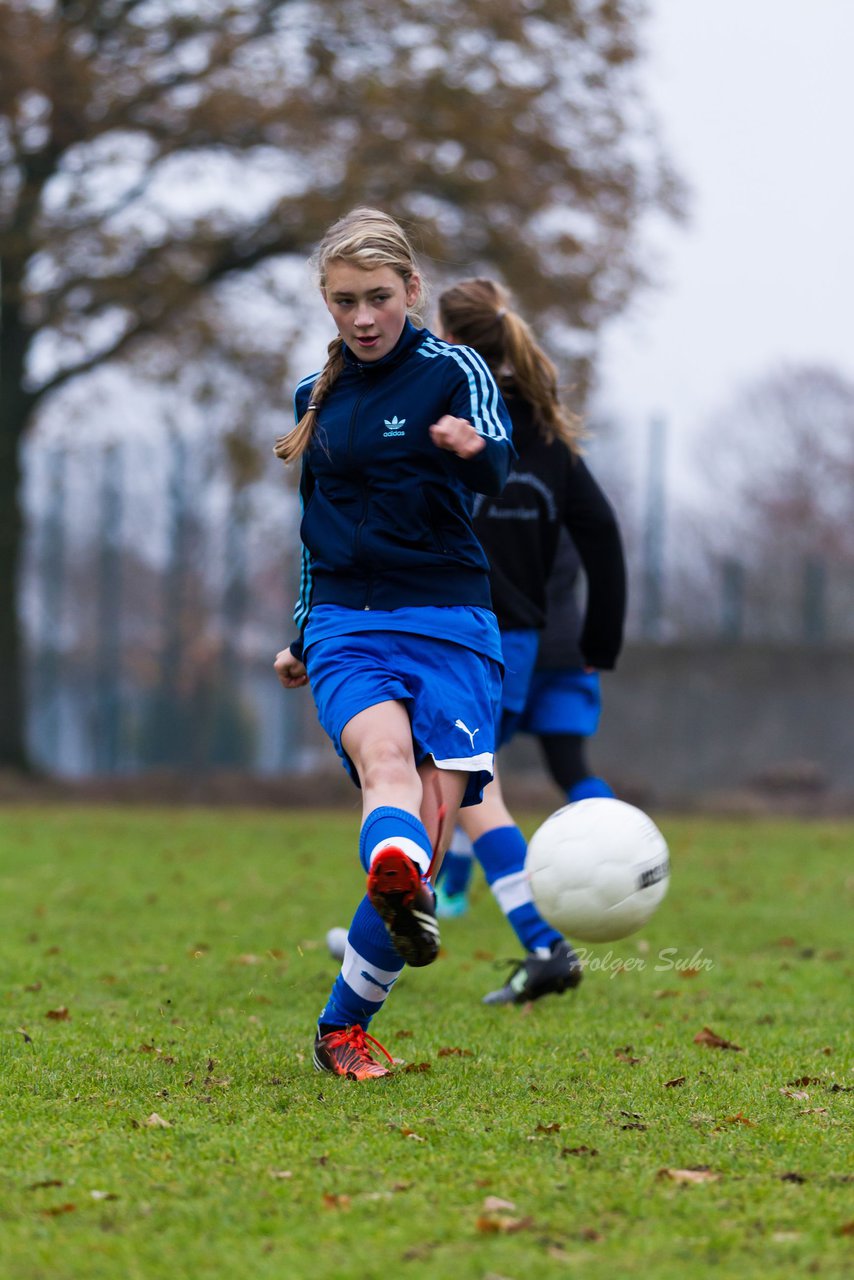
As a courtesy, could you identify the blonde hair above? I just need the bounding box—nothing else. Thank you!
[275,208,425,464]
[437,278,583,453]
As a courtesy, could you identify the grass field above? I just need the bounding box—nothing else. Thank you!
[0,806,852,1280]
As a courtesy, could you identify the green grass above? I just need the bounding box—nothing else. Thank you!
[0,807,852,1280]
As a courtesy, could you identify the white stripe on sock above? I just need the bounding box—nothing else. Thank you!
[368,836,430,876]
[449,826,475,857]
[341,942,401,1001]
[490,869,533,915]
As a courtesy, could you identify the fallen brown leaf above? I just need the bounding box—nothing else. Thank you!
[482,1196,516,1212]
[535,1122,561,1134]
[475,1214,534,1234]
[399,1127,425,1141]
[725,1112,757,1126]
[322,1193,351,1210]
[780,1088,810,1101]
[561,1145,598,1158]
[402,1062,431,1073]
[45,1007,70,1021]
[780,1172,807,1183]
[143,1113,171,1128]
[40,1203,76,1216]
[438,1046,472,1057]
[657,1167,719,1184]
[838,1221,854,1236]
[693,1026,742,1051]
[664,1076,686,1088]
[27,1179,63,1191]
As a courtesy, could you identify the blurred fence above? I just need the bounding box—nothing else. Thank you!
[20,434,854,790]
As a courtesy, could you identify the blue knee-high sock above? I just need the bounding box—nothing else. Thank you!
[473,825,562,954]
[438,827,474,896]
[568,776,615,802]
[319,806,433,1032]
[358,805,432,877]
[318,895,404,1031]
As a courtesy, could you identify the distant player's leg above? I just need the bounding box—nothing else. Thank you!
[435,826,475,917]
[528,668,614,802]
[437,631,535,921]
[539,732,615,802]
[460,764,582,1005]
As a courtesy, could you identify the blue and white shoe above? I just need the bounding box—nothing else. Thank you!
[435,884,470,918]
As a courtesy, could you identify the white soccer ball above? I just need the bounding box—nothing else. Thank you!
[326,926,348,961]
[525,798,670,943]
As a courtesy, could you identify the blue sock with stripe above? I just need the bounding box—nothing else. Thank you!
[319,806,433,1032]
[318,894,405,1031]
[438,827,475,896]
[473,825,562,954]
[358,805,432,877]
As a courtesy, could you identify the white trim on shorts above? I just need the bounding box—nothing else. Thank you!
[430,750,495,773]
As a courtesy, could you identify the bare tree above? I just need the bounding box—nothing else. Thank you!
[686,363,854,639]
[1,0,683,768]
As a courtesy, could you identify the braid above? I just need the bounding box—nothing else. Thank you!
[274,337,345,464]
[277,208,423,465]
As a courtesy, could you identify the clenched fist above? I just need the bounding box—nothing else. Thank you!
[429,415,486,459]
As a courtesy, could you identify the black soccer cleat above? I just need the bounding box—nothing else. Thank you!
[482,939,583,1005]
[366,845,440,967]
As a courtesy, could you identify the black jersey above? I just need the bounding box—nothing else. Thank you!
[472,390,625,670]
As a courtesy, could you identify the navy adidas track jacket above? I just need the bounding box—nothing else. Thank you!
[290,321,515,650]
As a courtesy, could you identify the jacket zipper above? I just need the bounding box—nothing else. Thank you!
[347,383,373,606]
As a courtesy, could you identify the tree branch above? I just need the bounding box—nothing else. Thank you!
[32,223,306,400]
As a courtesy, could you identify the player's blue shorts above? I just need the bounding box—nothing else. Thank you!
[516,667,603,738]
[305,630,503,807]
[496,629,539,748]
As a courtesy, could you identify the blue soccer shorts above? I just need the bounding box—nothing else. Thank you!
[495,629,539,749]
[305,630,503,807]
[516,667,603,738]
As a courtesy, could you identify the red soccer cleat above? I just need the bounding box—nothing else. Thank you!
[366,845,440,967]
[313,1025,395,1080]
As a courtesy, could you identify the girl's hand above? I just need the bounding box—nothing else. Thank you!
[274,647,308,689]
[429,415,486,460]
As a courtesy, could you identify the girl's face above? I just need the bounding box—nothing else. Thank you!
[322,262,419,362]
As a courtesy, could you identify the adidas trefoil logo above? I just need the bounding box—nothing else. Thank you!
[383,415,406,438]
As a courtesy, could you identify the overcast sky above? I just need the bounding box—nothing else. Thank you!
[597,0,854,481]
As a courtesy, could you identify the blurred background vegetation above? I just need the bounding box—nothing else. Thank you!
[2,0,852,785]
